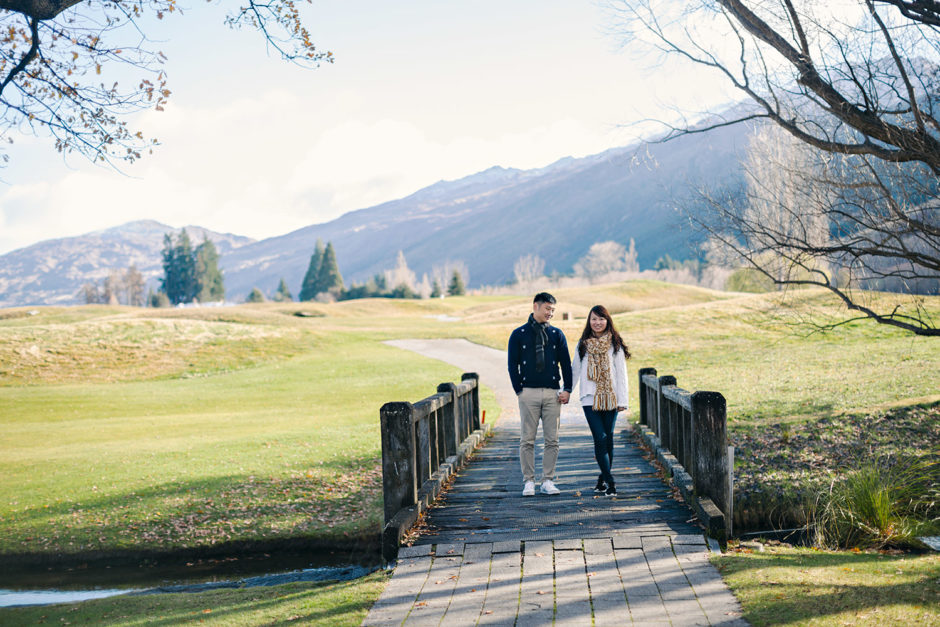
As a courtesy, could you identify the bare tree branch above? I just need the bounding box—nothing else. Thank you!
[0,0,332,166]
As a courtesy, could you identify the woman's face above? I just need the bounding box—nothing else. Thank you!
[589,311,608,335]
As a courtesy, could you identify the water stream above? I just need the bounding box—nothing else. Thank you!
[1,550,382,608]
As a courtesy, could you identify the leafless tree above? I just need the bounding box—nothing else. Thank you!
[574,241,629,279]
[431,260,469,293]
[513,253,546,286]
[0,0,332,166]
[612,0,940,335]
[124,263,145,306]
[384,250,416,293]
[700,124,939,334]
[624,238,640,272]
[79,281,99,304]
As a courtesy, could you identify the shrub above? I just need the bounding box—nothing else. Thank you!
[810,456,939,550]
[726,267,775,293]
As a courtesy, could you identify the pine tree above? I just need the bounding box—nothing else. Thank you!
[299,239,325,301]
[316,241,344,295]
[447,270,465,296]
[430,279,442,298]
[160,229,207,304]
[246,287,266,303]
[195,238,225,302]
[274,278,293,302]
[160,233,177,303]
[175,229,198,303]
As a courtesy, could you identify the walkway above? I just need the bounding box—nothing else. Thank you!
[364,339,746,626]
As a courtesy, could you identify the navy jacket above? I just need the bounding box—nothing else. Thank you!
[507,321,573,394]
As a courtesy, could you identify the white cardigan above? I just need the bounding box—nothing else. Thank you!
[570,342,629,410]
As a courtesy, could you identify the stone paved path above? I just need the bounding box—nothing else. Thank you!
[365,339,747,626]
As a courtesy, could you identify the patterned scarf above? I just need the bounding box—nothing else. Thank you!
[528,313,549,372]
[586,333,616,411]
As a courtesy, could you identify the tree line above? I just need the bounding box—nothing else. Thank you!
[247,242,468,303]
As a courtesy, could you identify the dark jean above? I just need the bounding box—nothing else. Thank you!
[583,405,617,485]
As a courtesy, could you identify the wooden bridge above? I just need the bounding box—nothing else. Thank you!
[364,339,747,626]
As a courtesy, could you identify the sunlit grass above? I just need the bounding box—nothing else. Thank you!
[0,331,489,556]
[713,545,940,626]
[1,280,937,561]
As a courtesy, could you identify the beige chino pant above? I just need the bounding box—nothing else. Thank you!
[517,387,561,483]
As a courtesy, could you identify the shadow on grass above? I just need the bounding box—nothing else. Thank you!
[2,455,386,585]
[715,550,940,626]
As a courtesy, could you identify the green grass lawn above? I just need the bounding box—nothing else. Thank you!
[713,544,940,626]
[1,316,490,558]
[0,570,390,626]
[1,281,938,624]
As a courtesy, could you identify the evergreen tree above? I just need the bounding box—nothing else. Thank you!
[430,279,442,298]
[274,278,293,302]
[447,270,465,296]
[195,237,225,302]
[174,229,198,304]
[160,229,204,304]
[299,239,325,301]
[160,233,178,303]
[315,241,344,294]
[246,287,266,303]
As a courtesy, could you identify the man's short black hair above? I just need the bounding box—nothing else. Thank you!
[533,292,556,305]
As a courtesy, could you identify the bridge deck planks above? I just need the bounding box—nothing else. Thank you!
[363,412,748,625]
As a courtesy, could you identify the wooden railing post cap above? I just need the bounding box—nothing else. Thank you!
[691,391,726,409]
[437,381,457,393]
[639,367,657,376]
[381,401,413,414]
[461,372,479,382]
[659,374,677,386]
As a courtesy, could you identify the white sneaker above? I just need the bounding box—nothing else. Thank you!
[522,481,536,496]
[540,479,560,495]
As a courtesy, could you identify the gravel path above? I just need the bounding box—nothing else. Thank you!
[383,338,523,425]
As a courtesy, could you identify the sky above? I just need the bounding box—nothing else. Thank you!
[0,0,739,255]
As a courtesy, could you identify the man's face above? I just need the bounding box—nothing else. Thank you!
[533,300,555,323]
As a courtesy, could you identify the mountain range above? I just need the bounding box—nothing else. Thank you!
[0,123,752,307]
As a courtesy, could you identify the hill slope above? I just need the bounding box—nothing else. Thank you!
[223,123,751,299]
[0,221,253,307]
[0,123,751,306]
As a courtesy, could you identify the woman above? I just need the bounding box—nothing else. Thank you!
[571,305,630,497]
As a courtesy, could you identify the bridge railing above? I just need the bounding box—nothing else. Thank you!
[637,367,732,546]
[379,372,487,561]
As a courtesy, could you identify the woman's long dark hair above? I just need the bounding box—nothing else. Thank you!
[577,304,630,360]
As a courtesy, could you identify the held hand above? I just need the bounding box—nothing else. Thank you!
[558,391,570,404]
[616,406,626,412]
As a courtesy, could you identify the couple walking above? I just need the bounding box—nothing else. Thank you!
[508,292,630,498]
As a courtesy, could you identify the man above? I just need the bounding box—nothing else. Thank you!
[507,292,572,496]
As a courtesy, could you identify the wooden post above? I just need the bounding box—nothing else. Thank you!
[462,372,480,431]
[415,411,431,490]
[380,402,416,525]
[638,368,656,426]
[667,400,680,459]
[691,391,730,540]
[437,382,458,458]
[680,406,693,472]
[657,375,676,443]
